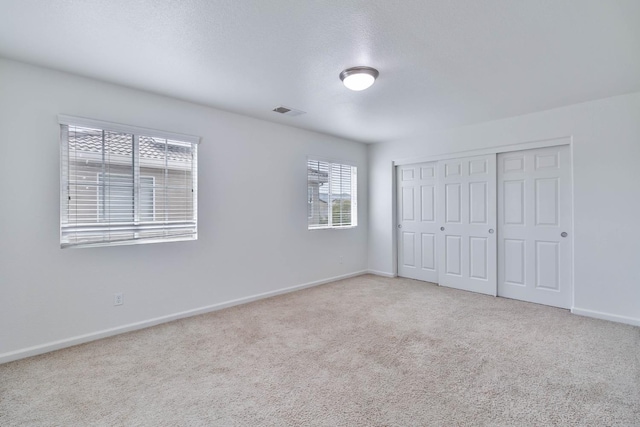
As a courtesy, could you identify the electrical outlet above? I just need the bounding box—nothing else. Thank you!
[114,293,123,306]
[339,256,343,264]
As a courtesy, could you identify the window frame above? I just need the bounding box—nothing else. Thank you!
[59,115,199,249]
[306,157,358,230]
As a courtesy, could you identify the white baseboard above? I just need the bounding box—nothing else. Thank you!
[366,269,396,278]
[0,270,368,365]
[571,307,640,327]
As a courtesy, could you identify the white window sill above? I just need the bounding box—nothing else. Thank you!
[308,226,358,231]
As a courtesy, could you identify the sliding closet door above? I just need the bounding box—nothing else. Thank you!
[397,162,438,282]
[497,146,573,308]
[437,155,497,296]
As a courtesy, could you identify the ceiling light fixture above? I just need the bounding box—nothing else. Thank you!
[339,66,379,91]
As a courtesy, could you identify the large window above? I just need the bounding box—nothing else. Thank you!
[307,159,357,229]
[60,116,199,248]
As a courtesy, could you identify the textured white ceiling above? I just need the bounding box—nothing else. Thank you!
[1,0,639,143]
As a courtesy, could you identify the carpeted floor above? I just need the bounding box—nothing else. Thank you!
[1,275,639,426]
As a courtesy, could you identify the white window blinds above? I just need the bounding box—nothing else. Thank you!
[307,159,357,229]
[60,116,199,248]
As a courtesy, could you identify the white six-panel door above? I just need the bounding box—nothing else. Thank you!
[397,162,438,283]
[497,146,573,308]
[437,155,497,296]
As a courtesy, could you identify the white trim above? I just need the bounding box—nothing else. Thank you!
[306,155,358,168]
[58,114,201,145]
[367,269,396,278]
[391,161,399,277]
[393,136,572,166]
[571,307,640,327]
[308,225,357,231]
[569,144,576,310]
[0,270,368,365]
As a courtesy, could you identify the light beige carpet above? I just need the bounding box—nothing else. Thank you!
[1,275,639,426]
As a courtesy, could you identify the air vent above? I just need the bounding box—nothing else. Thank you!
[272,106,306,117]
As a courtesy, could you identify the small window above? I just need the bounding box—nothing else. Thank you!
[307,159,357,229]
[60,116,199,248]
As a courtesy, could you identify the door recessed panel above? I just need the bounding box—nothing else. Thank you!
[504,180,525,225]
[402,232,416,267]
[504,239,525,285]
[469,182,488,224]
[445,184,461,223]
[535,153,559,170]
[421,233,436,271]
[470,159,488,175]
[535,178,559,226]
[470,237,488,280]
[445,235,462,276]
[402,168,415,181]
[536,241,559,290]
[421,185,435,222]
[402,187,415,221]
[503,156,525,173]
[421,166,435,179]
[445,162,461,177]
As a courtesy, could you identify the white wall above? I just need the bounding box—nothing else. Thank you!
[0,58,368,361]
[2,56,638,364]
[369,91,640,326]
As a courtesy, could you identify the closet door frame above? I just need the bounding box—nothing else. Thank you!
[393,137,574,305]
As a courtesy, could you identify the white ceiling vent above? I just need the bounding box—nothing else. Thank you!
[272,106,306,117]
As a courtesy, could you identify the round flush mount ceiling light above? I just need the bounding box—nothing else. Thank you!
[339,66,379,91]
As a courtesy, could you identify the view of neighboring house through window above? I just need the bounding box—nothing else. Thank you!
[60,117,199,248]
[307,159,357,229]
[97,174,155,222]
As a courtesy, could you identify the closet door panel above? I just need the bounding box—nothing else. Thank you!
[437,154,497,296]
[397,162,439,282]
[497,145,573,308]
